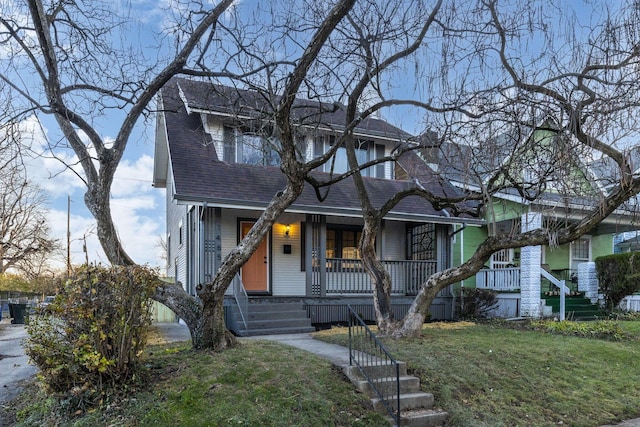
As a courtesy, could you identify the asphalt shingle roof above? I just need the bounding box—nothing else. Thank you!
[159,77,472,222]
[176,77,413,141]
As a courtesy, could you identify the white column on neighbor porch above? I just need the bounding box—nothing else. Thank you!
[520,212,542,318]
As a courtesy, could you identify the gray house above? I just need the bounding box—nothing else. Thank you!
[152,77,479,335]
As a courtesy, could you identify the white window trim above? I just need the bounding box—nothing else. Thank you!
[570,236,592,270]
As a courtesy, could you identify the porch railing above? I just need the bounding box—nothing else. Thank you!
[325,258,440,296]
[231,273,248,330]
[541,269,570,321]
[348,305,400,424]
[476,267,520,291]
[622,294,640,312]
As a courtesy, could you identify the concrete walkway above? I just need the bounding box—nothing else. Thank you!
[244,332,352,366]
[0,318,38,406]
[149,324,352,365]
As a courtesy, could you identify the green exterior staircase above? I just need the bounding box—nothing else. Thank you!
[541,292,602,320]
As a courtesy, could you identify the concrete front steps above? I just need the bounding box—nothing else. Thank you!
[343,362,448,426]
[231,302,316,336]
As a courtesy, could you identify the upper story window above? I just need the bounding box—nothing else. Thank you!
[223,127,280,166]
[314,135,388,178]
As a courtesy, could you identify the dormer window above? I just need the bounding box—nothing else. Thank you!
[222,126,280,166]
[314,135,387,178]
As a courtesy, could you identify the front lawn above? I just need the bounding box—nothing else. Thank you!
[11,340,388,426]
[10,320,640,426]
[315,321,640,427]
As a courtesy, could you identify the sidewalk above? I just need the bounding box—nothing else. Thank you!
[151,323,351,366]
[244,333,352,366]
[0,318,38,406]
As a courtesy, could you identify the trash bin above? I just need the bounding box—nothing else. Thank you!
[9,303,27,324]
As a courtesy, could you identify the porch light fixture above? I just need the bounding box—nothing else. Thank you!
[284,224,291,237]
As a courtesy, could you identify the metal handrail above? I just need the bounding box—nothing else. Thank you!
[232,274,248,330]
[347,305,400,424]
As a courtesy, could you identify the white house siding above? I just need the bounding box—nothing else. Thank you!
[206,116,225,155]
[220,211,239,297]
[165,167,189,292]
[383,220,405,260]
[271,213,306,296]
[384,145,393,179]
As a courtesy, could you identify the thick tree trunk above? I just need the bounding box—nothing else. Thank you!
[360,214,398,334]
[392,276,441,338]
[153,280,202,341]
[196,282,237,351]
[85,185,135,266]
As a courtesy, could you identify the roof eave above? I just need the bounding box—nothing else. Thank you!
[187,106,412,142]
[172,194,483,226]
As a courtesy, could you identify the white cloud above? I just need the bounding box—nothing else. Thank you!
[46,208,104,270]
[18,115,86,198]
[14,115,165,270]
[112,155,155,198]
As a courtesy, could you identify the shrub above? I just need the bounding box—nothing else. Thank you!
[529,320,628,341]
[456,287,498,319]
[595,252,640,311]
[25,265,158,412]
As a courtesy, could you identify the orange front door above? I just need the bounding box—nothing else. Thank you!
[240,221,268,292]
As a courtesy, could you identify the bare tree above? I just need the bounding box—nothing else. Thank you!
[342,0,640,336]
[0,124,56,274]
[3,0,640,350]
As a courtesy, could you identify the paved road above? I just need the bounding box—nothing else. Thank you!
[0,318,38,407]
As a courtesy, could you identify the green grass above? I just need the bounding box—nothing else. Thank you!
[314,321,640,427]
[11,320,640,426]
[12,340,388,427]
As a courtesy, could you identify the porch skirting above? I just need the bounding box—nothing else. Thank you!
[224,295,452,326]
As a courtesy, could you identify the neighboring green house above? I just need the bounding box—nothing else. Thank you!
[426,118,640,318]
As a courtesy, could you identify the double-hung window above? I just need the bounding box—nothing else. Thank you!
[571,237,591,269]
[223,127,280,166]
[326,226,362,260]
[314,135,387,178]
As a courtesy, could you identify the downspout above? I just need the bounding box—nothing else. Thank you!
[199,202,207,291]
[449,223,467,318]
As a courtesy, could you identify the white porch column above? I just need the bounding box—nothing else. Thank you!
[520,212,542,317]
[578,262,598,303]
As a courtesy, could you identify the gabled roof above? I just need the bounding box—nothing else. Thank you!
[588,146,640,190]
[176,77,413,142]
[154,77,479,224]
[414,120,640,233]
[426,119,605,206]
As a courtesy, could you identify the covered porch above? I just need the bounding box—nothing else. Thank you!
[471,211,612,318]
